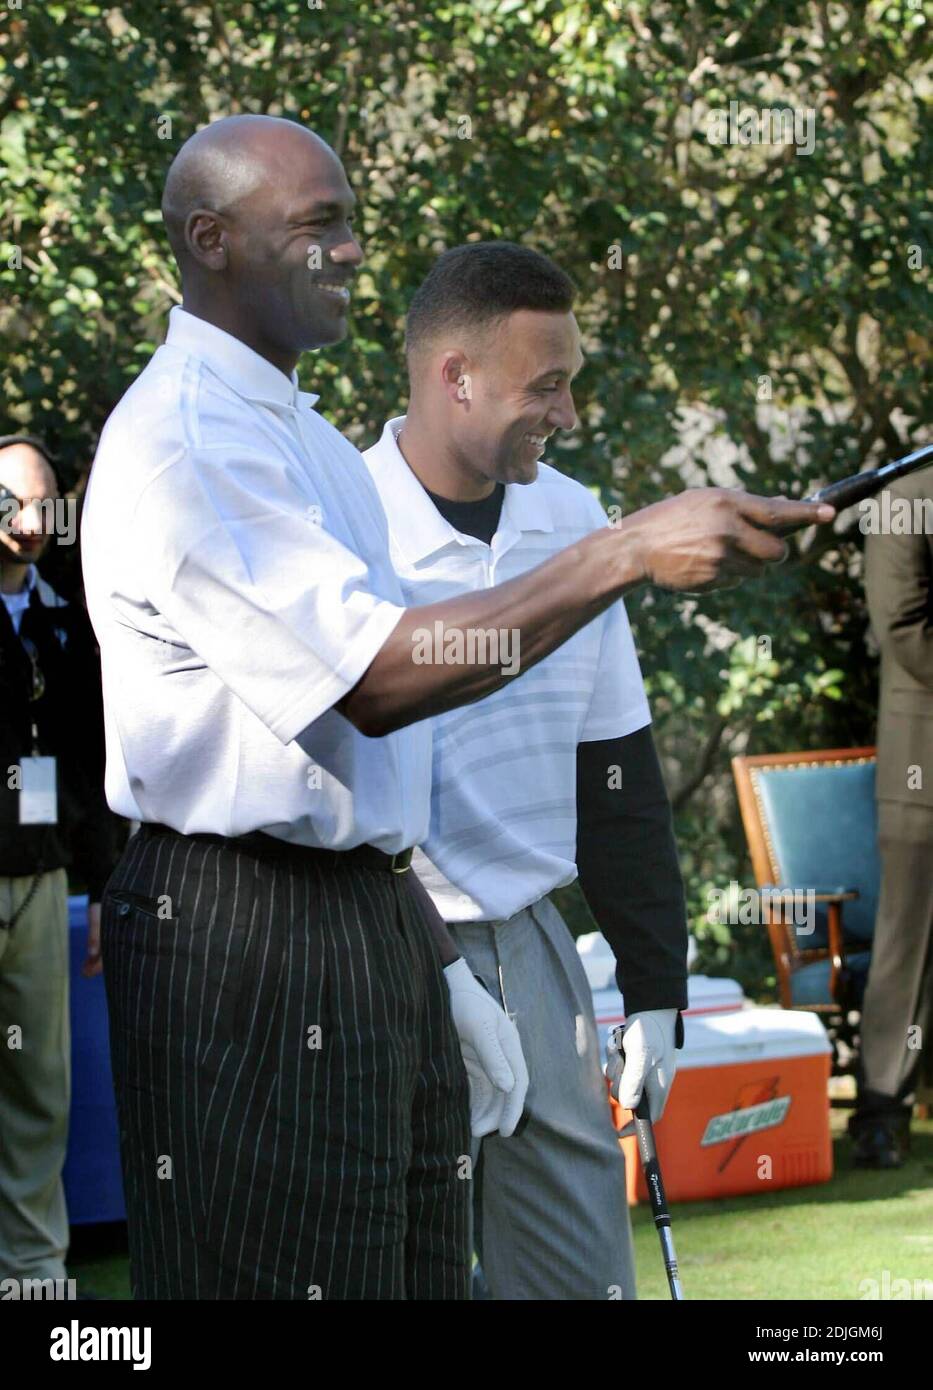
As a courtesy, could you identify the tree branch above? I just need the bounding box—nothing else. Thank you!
[672,715,728,811]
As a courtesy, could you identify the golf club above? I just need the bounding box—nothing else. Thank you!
[632,1089,685,1301]
[774,440,933,536]
[614,1023,685,1300]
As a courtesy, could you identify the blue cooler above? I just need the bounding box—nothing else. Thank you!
[63,894,125,1224]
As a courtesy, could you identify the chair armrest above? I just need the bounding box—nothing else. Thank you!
[760,886,854,1004]
[761,884,860,903]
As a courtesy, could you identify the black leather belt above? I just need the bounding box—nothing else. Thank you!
[137,822,414,874]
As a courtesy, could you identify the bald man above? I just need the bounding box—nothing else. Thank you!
[81,115,834,1301]
[1,434,117,1286]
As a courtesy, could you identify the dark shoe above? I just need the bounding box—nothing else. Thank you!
[850,1118,910,1169]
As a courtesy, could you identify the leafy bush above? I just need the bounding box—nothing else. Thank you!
[3,1,928,995]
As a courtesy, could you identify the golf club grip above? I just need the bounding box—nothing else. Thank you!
[633,1093,685,1300]
[771,441,933,538]
[634,1094,671,1226]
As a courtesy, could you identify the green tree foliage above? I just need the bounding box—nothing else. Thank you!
[2,0,929,994]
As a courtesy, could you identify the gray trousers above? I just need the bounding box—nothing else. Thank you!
[451,895,636,1300]
[0,869,70,1282]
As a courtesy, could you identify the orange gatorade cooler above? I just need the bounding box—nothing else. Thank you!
[580,933,833,1201]
[620,1009,834,1203]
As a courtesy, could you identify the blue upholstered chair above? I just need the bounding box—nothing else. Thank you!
[731,748,878,1026]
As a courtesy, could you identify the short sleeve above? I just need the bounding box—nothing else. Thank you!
[578,493,652,742]
[132,447,406,744]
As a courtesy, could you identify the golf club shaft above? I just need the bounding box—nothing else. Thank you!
[773,441,933,537]
[634,1093,684,1300]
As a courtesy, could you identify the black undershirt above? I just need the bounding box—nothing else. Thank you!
[423,482,505,546]
[420,480,687,1038]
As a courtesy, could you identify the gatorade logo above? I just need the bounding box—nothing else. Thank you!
[700,1094,791,1147]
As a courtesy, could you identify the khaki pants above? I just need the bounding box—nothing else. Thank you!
[0,868,70,1281]
[856,800,933,1119]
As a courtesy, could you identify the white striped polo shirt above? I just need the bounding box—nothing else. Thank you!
[364,416,651,922]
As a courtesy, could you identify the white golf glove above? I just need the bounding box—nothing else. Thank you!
[606,1008,678,1124]
[444,957,529,1138]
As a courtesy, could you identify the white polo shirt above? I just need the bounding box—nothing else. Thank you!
[363,416,651,921]
[81,309,430,852]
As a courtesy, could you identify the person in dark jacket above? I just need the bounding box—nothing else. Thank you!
[0,432,120,1283]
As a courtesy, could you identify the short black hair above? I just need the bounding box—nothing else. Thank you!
[405,241,576,365]
[0,432,63,492]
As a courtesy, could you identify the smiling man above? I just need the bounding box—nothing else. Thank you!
[83,116,526,1302]
[363,242,693,1299]
[81,116,833,1301]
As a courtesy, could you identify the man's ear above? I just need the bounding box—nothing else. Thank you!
[440,351,472,405]
[186,209,229,271]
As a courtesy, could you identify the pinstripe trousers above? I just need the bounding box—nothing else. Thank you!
[100,825,471,1300]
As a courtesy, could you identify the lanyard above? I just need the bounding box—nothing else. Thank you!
[0,871,44,931]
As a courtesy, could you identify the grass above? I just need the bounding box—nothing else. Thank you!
[67,1116,933,1301]
[67,1222,131,1300]
[632,1114,933,1300]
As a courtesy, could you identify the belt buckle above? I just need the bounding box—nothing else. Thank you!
[390,848,413,874]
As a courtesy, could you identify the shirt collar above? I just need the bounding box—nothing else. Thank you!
[0,566,36,623]
[366,415,554,567]
[5,564,37,602]
[164,305,320,411]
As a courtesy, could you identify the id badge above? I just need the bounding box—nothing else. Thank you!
[19,756,58,825]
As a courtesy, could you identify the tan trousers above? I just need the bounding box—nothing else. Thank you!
[0,868,70,1280]
[857,801,933,1115]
